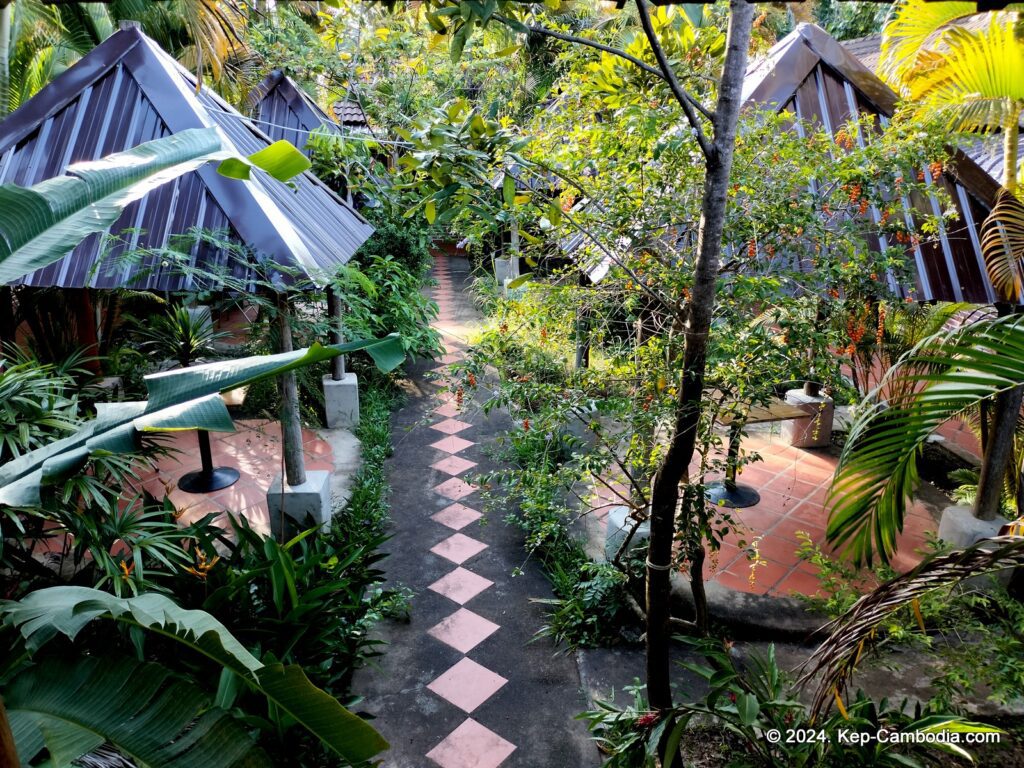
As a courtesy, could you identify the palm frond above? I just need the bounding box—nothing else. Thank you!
[797,535,1024,720]
[981,187,1024,300]
[829,314,1024,565]
[878,0,980,87]
[903,16,1024,134]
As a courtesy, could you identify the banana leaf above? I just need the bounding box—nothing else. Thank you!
[0,335,404,508]
[2,586,389,764]
[6,656,269,768]
[0,127,309,286]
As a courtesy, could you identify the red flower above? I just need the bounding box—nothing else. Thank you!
[522,418,530,431]
[634,712,660,729]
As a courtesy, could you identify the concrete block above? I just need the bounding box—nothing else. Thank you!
[782,388,834,448]
[605,506,649,562]
[323,372,359,429]
[267,470,332,540]
[937,505,1008,548]
[494,257,513,291]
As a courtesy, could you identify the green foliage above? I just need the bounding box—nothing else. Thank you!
[815,0,890,42]
[829,313,1024,565]
[5,656,269,767]
[0,352,82,464]
[798,532,1024,711]
[0,334,403,509]
[1,586,388,765]
[339,252,443,360]
[137,305,231,369]
[581,640,1001,767]
[358,208,433,276]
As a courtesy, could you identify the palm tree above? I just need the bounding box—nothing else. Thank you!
[847,3,1024,528]
[880,2,1022,184]
[829,311,1024,565]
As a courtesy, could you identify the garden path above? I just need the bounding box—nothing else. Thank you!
[352,253,598,768]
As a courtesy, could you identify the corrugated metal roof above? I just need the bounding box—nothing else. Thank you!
[248,70,342,156]
[744,23,1005,305]
[0,27,374,291]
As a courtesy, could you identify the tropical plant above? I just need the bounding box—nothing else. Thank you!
[0,585,389,766]
[828,313,1024,564]
[0,0,252,116]
[338,252,443,360]
[0,127,310,287]
[799,536,1024,721]
[0,334,403,515]
[879,2,1022,195]
[0,353,81,463]
[138,304,231,368]
[879,1,1024,520]
[582,639,1002,768]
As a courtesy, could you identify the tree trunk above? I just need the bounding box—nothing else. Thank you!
[975,384,1022,520]
[0,2,11,118]
[277,297,307,487]
[0,696,17,768]
[644,0,754,712]
[1004,106,1019,195]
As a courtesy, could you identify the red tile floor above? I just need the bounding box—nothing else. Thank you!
[592,429,939,598]
[135,420,334,536]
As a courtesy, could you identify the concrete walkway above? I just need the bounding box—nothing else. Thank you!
[353,255,598,768]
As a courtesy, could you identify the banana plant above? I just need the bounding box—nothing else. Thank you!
[1,585,389,766]
[0,333,404,510]
[0,126,310,286]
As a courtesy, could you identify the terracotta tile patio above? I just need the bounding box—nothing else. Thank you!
[135,419,334,537]
[593,428,940,599]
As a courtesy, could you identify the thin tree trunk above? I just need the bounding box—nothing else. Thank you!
[970,108,1022,519]
[1004,106,1019,195]
[0,2,11,118]
[644,0,754,712]
[0,696,17,768]
[277,297,307,487]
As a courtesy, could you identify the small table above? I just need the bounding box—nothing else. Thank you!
[178,429,240,493]
[178,387,247,494]
[704,397,808,509]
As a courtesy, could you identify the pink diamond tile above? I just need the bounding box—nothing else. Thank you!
[433,477,476,501]
[431,533,488,565]
[427,658,507,713]
[432,455,478,476]
[431,366,450,376]
[430,418,472,435]
[440,353,461,364]
[426,719,516,768]
[434,402,462,418]
[428,608,500,653]
[432,503,482,531]
[428,566,493,604]
[430,436,474,455]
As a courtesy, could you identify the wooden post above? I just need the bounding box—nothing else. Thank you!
[326,286,345,380]
[277,296,307,487]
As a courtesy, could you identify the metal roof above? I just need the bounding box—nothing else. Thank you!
[744,23,1004,305]
[0,26,373,291]
[248,70,342,156]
